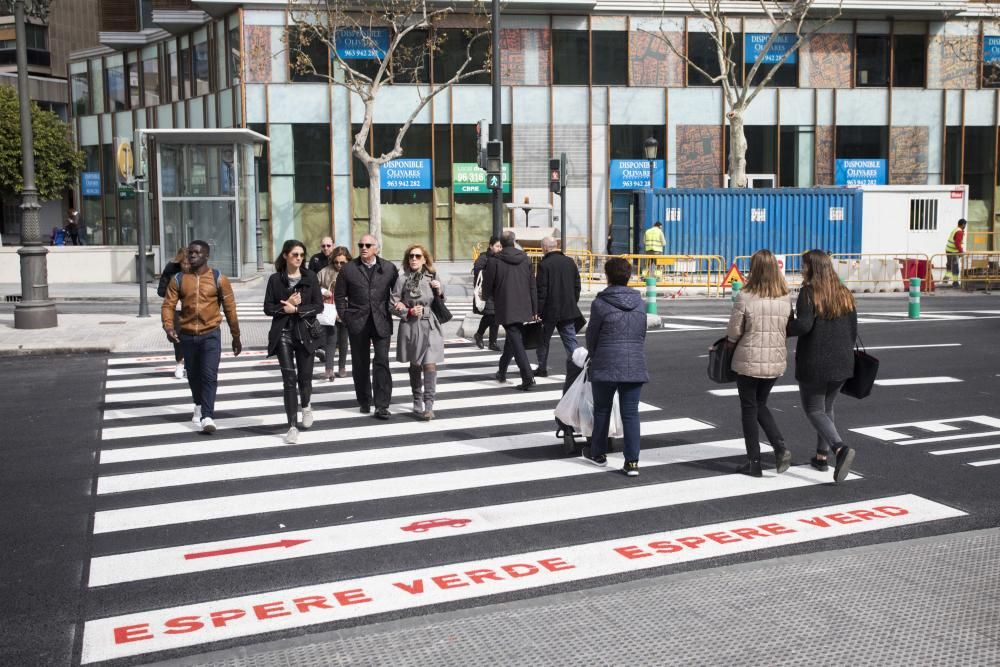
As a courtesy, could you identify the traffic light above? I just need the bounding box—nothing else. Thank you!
[549,158,562,194]
[486,140,503,191]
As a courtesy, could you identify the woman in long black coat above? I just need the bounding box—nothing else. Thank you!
[472,236,501,350]
[264,239,324,444]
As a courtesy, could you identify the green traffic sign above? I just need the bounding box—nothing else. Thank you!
[118,185,136,200]
[452,162,510,194]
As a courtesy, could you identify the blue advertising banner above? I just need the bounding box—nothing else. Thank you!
[335,27,389,60]
[835,158,887,186]
[985,36,1000,63]
[81,171,101,197]
[745,33,798,65]
[380,158,432,190]
[609,159,665,189]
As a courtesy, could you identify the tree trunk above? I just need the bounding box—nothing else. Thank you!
[367,161,382,245]
[728,111,748,188]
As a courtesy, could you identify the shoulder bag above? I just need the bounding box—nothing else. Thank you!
[428,274,453,324]
[841,335,879,399]
[707,337,738,383]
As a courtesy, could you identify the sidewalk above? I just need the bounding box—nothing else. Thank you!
[152,527,1000,667]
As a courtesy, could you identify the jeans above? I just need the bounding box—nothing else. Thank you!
[591,381,643,462]
[736,374,784,460]
[536,319,579,371]
[799,381,846,455]
[323,321,349,371]
[180,328,222,419]
[498,322,533,383]
[277,329,315,427]
[349,319,392,409]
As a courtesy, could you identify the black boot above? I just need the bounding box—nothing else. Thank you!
[739,459,763,477]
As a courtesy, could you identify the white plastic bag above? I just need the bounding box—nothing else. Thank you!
[316,302,337,327]
[554,366,624,438]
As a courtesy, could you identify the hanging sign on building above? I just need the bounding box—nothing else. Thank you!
[835,159,887,186]
[453,162,510,194]
[335,27,390,60]
[609,159,665,189]
[984,36,1000,63]
[380,158,432,190]
[745,33,798,65]
[81,171,101,197]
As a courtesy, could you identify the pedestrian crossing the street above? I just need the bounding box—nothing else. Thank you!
[235,300,476,322]
[81,343,965,664]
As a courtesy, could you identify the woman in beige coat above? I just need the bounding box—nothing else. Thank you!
[726,250,793,477]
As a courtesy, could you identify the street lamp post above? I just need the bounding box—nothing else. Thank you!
[13,0,57,329]
[490,0,502,239]
[253,142,265,273]
[643,136,658,191]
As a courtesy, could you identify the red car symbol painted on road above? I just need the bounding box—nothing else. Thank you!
[400,517,472,533]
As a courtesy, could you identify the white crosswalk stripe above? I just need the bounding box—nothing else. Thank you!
[236,301,476,322]
[79,341,961,665]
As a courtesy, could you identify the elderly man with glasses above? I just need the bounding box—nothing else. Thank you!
[308,236,336,273]
[334,234,400,419]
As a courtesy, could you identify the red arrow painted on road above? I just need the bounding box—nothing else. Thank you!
[184,539,310,560]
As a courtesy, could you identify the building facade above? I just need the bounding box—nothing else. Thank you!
[69,0,1000,273]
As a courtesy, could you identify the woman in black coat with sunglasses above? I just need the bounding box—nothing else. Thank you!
[264,239,324,444]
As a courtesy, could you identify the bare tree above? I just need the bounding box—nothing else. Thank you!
[288,0,490,243]
[646,1,841,187]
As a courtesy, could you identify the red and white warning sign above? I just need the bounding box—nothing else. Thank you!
[81,494,963,663]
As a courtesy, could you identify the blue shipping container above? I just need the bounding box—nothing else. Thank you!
[642,188,862,266]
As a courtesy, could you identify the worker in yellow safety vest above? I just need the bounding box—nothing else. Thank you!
[944,218,966,287]
[644,221,666,254]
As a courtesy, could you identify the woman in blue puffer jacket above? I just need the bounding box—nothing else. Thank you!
[584,257,649,476]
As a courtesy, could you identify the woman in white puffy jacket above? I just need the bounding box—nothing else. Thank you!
[726,249,793,478]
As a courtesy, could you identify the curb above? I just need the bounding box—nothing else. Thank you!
[0,346,112,357]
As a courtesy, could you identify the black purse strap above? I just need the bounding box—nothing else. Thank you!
[855,334,866,354]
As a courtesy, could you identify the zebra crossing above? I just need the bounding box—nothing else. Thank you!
[235,300,477,322]
[82,342,965,664]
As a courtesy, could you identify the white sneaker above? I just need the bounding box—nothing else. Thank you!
[174,363,186,379]
[285,426,299,444]
[200,417,216,434]
[191,405,202,423]
[301,406,314,429]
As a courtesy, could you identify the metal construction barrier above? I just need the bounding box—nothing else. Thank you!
[829,253,931,293]
[616,254,726,297]
[731,253,804,289]
[929,252,1000,292]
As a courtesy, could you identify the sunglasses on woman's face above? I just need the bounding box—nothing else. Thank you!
[408,253,423,259]
[289,252,304,258]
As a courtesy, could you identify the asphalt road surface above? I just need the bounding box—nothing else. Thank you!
[2,296,999,666]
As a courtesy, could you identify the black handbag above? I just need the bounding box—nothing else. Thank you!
[430,294,452,324]
[707,336,738,383]
[841,337,879,399]
[522,321,544,350]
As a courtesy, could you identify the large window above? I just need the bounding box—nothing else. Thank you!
[178,45,191,99]
[836,126,888,159]
[855,35,889,87]
[105,57,127,112]
[392,30,430,83]
[288,30,329,82]
[779,126,815,187]
[893,34,926,87]
[193,39,210,95]
[70,63,90,116]
[592,31,627,85]
[142,49,160,107]
[610,125,666,160]
[725,126,778,177]
[127,57,141,108]
[292,124,331,203]
[688,31,742,86]
[965,126,995,225]
[552,30,589,85]
[433,29,489,85]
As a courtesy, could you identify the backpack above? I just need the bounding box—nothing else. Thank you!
[175,269,225,305]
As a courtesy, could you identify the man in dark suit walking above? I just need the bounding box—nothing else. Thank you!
[484,231,538,391]
[534,236,582,377]
[334,234,399,419]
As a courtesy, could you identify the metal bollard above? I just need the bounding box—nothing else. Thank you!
[731,279,743,302]
[645,276,658,315]
[909,277,921,319]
